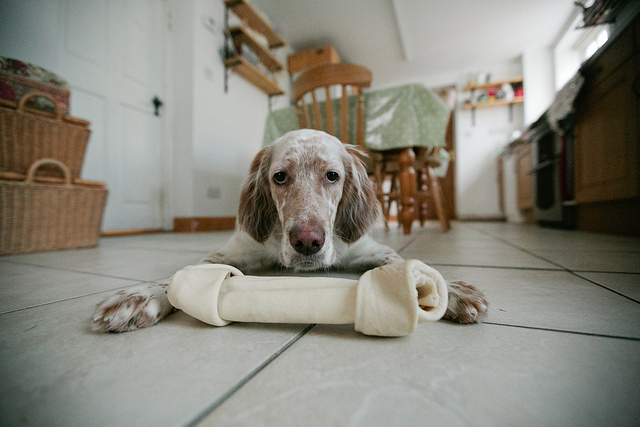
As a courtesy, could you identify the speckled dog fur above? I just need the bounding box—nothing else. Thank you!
[93,130,487,332]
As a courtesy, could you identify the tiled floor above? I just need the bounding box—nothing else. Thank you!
[1,222,639,426]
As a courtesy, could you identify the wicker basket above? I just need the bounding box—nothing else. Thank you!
[0,92,91,178]
[0,159,108,255]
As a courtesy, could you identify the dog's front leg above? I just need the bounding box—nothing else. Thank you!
[202,231,279,272]
[338,234,404,270]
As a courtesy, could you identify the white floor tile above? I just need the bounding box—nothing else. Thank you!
[99,231,234,253]
[435,265,640,339]
[0,261,139,314]
[527,249,640,273]
[200,323,640,427]
[400,238,559,269]
[2,246,205,282]
[2,222,639,426]
[474,223,640,251]
[576,272,640,301]
[0,293,308,427]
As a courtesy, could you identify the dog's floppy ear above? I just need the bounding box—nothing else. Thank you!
[335,145,380,243]
[238,146,277,242]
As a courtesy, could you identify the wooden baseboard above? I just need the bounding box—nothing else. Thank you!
[101,229,164,237]
[457,215,507,222]
[173,217,236,232]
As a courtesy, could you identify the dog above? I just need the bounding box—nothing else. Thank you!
[93,130,487,332]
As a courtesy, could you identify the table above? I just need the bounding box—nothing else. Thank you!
[263,83,450,233]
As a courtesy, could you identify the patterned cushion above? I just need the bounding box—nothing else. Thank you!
[0,57,70,114]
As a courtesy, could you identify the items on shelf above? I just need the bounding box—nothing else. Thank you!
[462,77,524,110]
[574,0,620,28]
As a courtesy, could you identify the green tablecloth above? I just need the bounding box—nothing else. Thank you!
[263,83,450,150]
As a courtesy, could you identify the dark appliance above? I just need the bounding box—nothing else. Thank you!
[529,114,577,228]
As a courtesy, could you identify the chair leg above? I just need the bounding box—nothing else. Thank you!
[374,160,390,231]
[416,168,429,226]
[388,174,398,228]
[425,166,450,232]
[398,148,416,235]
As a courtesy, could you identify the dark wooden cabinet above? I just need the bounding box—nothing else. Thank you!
[572,13,640,234]
[515,143,534,212]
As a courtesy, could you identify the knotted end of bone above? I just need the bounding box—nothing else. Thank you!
[354,260,448,337]
[167,263,243,326]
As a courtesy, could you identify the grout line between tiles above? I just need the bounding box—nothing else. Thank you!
[0,281,158,316]
[470,225,640,304]
[395,231,435,256]
[571,269,640,275]
[484,321,640,342]
[100,244,212,255]
[185,324,316,427]
[429,263,562,271]
[572,272,640,305]
[471,226,569,269]
[0,258,174,283]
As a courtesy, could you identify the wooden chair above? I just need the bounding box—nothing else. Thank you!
[291,63,372,148]
[291,63,449,234]
[375,113,453,233]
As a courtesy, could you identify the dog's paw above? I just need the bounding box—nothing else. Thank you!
[93,284,173,333]
[382,252,404,265]
[443,281,488,324]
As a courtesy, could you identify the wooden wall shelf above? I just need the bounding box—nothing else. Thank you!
[228,26,283,72]
[224,0,286,48]
[463,77,523,92]
[223,0,286,98]
[462,96,524,110]
[224,56,284,96]
[462,77,524,124]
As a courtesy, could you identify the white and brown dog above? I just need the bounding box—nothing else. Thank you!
[94,130,487,332]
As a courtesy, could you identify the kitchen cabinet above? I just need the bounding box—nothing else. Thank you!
[573,13,640,234]
[514,142,535,223]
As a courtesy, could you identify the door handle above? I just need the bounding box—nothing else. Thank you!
[152,96,164,116]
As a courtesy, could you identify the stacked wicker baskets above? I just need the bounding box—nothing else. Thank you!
[0,92,108,254]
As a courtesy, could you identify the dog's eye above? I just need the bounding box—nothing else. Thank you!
[273,172,287,184]
[325,171,340,183]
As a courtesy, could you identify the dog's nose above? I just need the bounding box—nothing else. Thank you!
[289,226,325,256]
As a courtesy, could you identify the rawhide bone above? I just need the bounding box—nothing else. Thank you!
[168,260,448,337]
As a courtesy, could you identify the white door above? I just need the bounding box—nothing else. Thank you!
[59,0,167,231]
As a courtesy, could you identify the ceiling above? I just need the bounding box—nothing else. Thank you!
[252,0,579,87]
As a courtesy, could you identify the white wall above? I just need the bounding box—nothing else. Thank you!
[522,48,556,126]
[0,0,290,225]
[170,0,290,218]
[172,0,288,217]
[454,61,525,219]
[0,0,60,71]
[169,0,196,219]
[553,12,583,91]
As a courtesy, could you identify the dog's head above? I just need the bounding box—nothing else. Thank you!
[238,129,379,270]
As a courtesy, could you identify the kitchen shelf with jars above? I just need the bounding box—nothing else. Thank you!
[462,76,524,124]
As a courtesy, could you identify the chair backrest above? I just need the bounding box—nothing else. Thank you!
[291,63,372,147]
